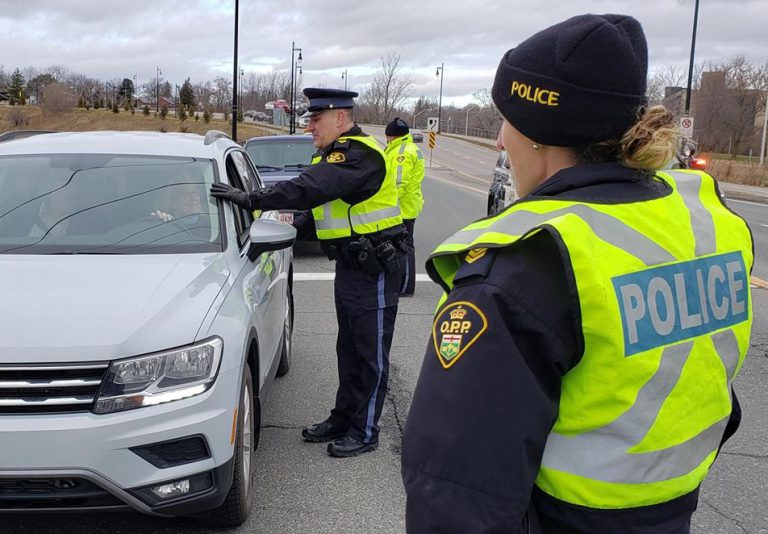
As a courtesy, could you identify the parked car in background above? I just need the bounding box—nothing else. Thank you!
[410,129,424,143]
[487,150,516,216]
[0,130,296,527]
[244,134,316,234]
[253,111,270,122]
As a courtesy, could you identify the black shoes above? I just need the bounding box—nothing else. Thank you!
[301,419,347,443]
[327,435,378,458]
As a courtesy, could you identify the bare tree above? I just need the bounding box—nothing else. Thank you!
[42,83,76,114]
[211,76,232,113]
[470,88,502,134]
[359,53,413,124]
[694,55,768,154]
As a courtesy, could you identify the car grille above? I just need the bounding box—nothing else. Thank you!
[0,363,109,414]
[0,477,125,509]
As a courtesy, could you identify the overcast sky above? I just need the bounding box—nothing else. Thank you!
[1,0,766,106]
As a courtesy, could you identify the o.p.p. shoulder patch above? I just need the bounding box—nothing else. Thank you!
[432,301,488,369]
[326,152,346,163]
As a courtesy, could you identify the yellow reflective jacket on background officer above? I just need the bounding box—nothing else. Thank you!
[384,133,425,220]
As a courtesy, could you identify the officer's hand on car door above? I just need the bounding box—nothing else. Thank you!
[210,183,257,210]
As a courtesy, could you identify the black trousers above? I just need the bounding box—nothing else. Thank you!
[400,218,416,295]
[329,255,402,444]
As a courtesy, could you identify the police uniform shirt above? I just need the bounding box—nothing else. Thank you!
[401,162,733,533]
[248,125,386,214]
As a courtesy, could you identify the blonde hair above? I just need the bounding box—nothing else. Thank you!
[575,105,680,172]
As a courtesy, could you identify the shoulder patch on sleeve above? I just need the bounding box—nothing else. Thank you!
[326,152,346,163]
[432,301,488,369]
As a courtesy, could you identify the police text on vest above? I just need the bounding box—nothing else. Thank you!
[612,252,749,356]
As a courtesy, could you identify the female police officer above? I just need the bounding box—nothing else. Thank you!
[401,14,754,533]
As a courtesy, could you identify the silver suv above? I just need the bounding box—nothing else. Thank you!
[0,130,296,526]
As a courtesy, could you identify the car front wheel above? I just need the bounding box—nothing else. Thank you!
[208,363,256,527]
[276,282,293,377]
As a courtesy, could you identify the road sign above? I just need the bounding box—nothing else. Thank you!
[428,131,436,149]
[680,116,694,138]
[427,117,439,133]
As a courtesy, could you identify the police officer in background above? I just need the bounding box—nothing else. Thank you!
[211,88,405,458]
[384,117,425,297]
[401,14,753,533]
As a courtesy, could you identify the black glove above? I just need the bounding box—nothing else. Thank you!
[210,182,256,210]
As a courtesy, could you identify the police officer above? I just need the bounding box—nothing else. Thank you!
[211,88,405,458]
[401,14,753,533]
[384,117,425,297]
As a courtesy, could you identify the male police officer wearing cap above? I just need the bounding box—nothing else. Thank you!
[211,88,405,458]
[401,14,753,533]
[384,117,425,297]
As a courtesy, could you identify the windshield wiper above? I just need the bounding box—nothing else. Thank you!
[256,165,282,171]
[283,164,309,169]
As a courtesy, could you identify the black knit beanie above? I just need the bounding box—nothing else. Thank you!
[491,14,648,147]
[385,117,409,137]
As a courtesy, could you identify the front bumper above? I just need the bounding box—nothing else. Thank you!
[0,366,240,516]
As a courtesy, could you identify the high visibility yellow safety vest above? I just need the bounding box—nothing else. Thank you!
[427,170,754,509]
[311,135,402,240]
[385,134,425,219]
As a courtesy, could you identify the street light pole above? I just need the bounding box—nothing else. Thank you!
[684,0,700,117]
[232,0,240,140]
[760,92,768,165]
[342,69,348,91]
[239,68,244,113]
[156,66,161,113]
[465,104,478,136]
[435,62,444,134]
[289,42,302,135]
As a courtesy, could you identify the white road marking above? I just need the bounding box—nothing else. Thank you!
[426,174,487,195]
[761,224,768,228]
[295,273,433,282]
[727,198,767,207]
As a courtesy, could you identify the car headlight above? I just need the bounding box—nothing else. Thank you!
[93,337,223,414]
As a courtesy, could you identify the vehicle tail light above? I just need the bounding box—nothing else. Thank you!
[691,158,707,170]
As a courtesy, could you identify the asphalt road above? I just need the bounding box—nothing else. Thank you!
[5,134,767,533]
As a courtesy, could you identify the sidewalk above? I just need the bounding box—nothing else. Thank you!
[718,182,768,204]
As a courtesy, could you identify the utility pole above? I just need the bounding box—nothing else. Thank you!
[341,69,348,91]
[435,63,444,134]
[156,66,161,113]
[289,42,302,135]
[232,0,240,140]
[760,92,768,165]
[684,0,700,116]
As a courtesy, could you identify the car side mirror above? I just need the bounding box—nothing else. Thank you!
[247,219,296,262]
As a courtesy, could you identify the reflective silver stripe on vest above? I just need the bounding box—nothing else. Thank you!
[315,203,349,230]
[666,171,717,257]
[541,328,740,484]
[396,143,407,185]
[350,206,401,227]
[449,205,676,266]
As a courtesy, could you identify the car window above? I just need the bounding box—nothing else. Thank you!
[0,154,221,255]
[244,139,315,170]
[225,153,255,249]
[229,150,263,191]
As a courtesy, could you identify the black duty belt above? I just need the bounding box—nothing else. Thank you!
[323,231,406,274]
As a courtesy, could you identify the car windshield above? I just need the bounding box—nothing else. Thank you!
[245,139,315,171]
[0,154,221,255]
